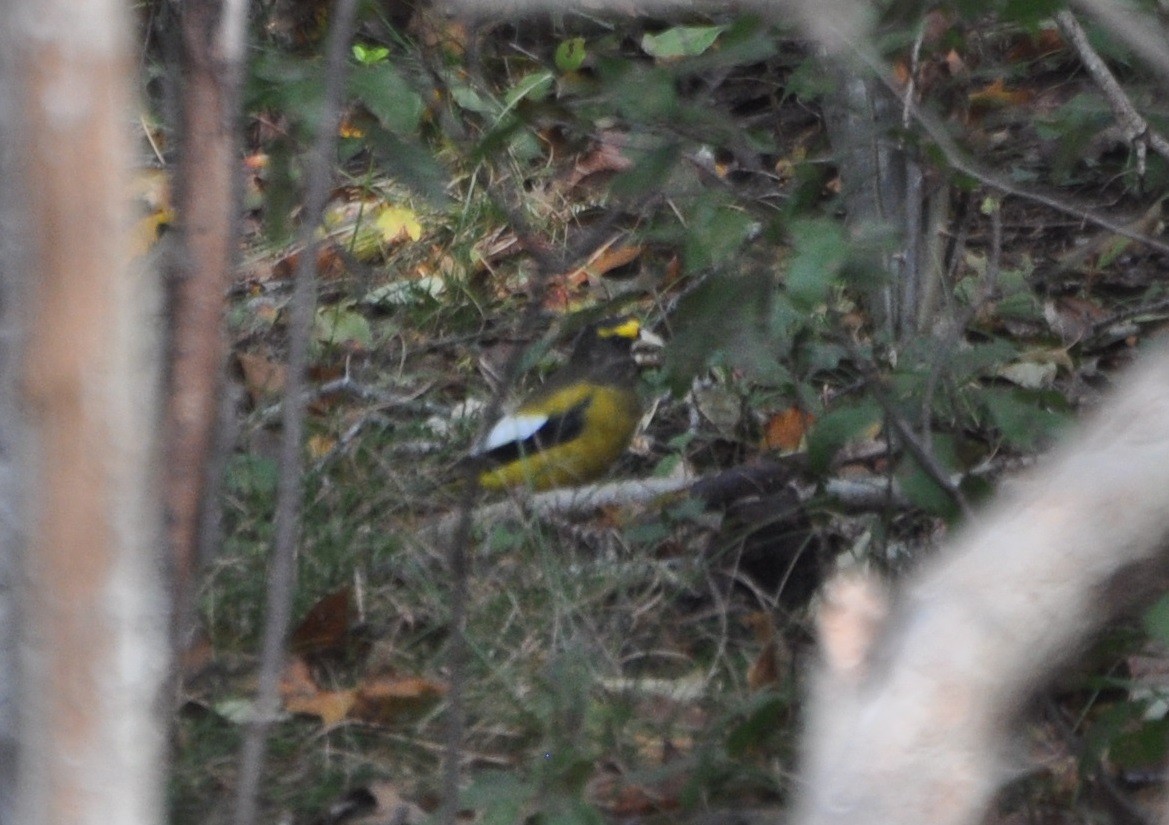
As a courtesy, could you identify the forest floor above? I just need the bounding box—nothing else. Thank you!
[167,11,1169,824]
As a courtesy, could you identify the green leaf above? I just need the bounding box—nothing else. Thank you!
[364,124,450,205]
[543,797,606,825]
[361,276,445,308]
[786,56,837,100]
[555,37,587,72]
[1144,593,1169,647]
[609,141,681,198]
[1110,717,1169,769]
[898,434,961,520]
[947,338,1018,382]
[503,70,555,109]
[807,401,881,474]
[979,387,1070,450]
[450,82,498,115]
[348,63,423,134]
[314,304,373,350]
[352,43,389,65]
[641,25,728,58]
[801,341,848,374]
[683,199,757,272]
[463,772,533,825]
[608,64,679,121]
[787,219,848,309]
[725,691,788,756]
[246,50,325,135]
[226,454,278,498]
[261,138,296,245]
[664,272,772,391]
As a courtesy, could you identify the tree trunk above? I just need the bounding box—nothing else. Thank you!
[2,0,170,823]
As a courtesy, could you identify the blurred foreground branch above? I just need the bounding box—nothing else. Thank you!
[793,346,1169,825]
[5,0,169,822]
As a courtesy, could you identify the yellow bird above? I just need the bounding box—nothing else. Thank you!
[470,317,646,492]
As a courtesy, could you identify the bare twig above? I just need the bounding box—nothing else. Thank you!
[919,198,1001,438]
[1090,295,1169,338]
[905,94,1169,256]
[1056,10,1169,175]
[432,37,670,825]
[1072,0,1169,85]
[230,2,361,824]
[872,373,972,519]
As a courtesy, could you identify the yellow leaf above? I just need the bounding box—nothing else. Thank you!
[308,434,336,459]
[285,689,358,726]
[375,205,422,244]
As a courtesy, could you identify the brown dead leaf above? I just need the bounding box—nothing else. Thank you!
[891,57,911,88]
[307,434,338,460]
[541,239,643,311]
[285,688,358,726]
[290,587,353,662]
[944,48,967,78]
[584,242,642,278]
[630,731,693,764]
[1055,199,1163,279]
[565,131,634,189]
[921,7,953,46]
[350,675,448,726]
[744,611,787,690]
[1005,27,1065,62]
[1044,295,1108,344]
[761,407,814,453]
[179,627,215,681]
[236,351,286,405]
[540,282,572,313]
[472,227,522,270]
[586,767,688,816]
[968,79,1032,111]
[411,6,467,60]
[272,244,347,282]
[747,641,783,691]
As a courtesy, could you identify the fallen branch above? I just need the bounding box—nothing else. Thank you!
[414,460,910,551]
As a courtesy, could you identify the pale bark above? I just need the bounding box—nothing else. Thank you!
[0,30,25,821]
[4,0,169,823]
[793,346,1169,825]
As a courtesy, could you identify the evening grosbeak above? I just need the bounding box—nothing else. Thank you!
[469,317,649,491]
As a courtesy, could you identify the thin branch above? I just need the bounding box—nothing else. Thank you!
[166,0,251,654]
[919,198,1000,438]
[853,354,973,519]
[1056,10,1169,174]
[230,1,361,823]
[432,36,668,825]
[1072,0,1169,86]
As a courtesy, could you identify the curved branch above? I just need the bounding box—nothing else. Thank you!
[792,347,1169,825]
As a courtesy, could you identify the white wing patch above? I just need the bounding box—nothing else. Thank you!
[474,412,549,454]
